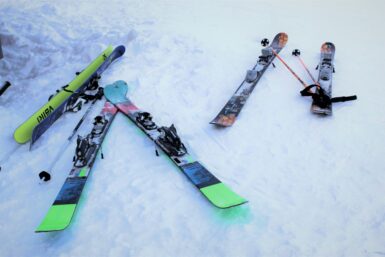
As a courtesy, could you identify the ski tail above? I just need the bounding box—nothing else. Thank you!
[210,114,236,127]
[180,161,247,208]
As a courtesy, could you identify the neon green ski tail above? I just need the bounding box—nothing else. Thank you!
[13,45,114,144]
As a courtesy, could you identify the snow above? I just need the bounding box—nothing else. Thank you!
[1,0,385,256]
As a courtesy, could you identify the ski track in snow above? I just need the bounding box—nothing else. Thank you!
[1,0,385,256]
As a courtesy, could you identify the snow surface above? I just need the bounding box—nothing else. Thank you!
[1,0,385,256]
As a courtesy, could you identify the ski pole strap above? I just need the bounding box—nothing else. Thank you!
[300,85,318,96]
[300,85,332,108]
[301,84,357,105]
[331,95,357,103]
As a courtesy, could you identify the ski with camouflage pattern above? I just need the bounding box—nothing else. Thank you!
[210,32,288,127]
[104,80,247,209]
[311,42,335,115]
[36,101,118,232]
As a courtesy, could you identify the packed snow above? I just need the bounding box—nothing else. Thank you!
[1,0,385,256]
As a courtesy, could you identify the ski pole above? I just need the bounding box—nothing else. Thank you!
[292,49,320,87]
[271,49,309,88]
[39,88,103,177]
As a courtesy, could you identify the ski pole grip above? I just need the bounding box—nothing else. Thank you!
[340,95,357,102]
[331,95,357,102]
[0,81,11,96]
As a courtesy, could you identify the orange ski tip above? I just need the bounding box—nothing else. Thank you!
[321,42,335,53]
[278,32,288,47]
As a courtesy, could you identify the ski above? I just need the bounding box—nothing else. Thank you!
[210,32,288,127]
[104,80,247,209]
[311,42,335,115]
[35,101,118,232]
[38,87,104,178]
[30,45,125,147]
[14,45,124,144]
[274,45,356,114]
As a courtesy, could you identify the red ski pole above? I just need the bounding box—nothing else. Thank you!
[271,49,319,96]
[292,49,320,88]
[271,49,309,88]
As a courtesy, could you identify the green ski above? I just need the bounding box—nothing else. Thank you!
[14,45,114,144]
[36,100,118,232]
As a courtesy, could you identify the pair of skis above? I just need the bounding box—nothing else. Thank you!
[211,33,356,127]
[36,81,247,233]
[0,45,125,171]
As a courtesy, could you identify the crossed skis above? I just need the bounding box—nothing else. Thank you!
[36,81,247,232]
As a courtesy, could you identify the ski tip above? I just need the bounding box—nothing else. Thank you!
[269,32,288,49]
[104,80,129,104]
[321,42,335,53]
[115,45,126,55]
[276,32,288,48]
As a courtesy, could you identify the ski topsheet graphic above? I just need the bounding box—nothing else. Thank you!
[30,45,125,147]
[211,32,288,127]
[36,101,118,232]
[104,80,247,209]
[14,45,120,144]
